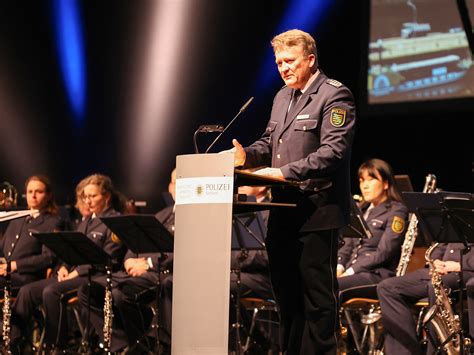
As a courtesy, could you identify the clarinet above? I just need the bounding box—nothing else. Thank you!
[396,174,437,277]
[2,261,12,353]
[102,265,114,354]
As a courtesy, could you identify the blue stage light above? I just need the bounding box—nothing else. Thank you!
[52,0,86,125]
[255,0,332,93]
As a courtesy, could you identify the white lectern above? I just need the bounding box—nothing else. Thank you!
[172,153,234,355]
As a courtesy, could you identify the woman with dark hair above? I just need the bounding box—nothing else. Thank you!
[0,175,62,289]
[9,174,126,352]
[336,158,408,300]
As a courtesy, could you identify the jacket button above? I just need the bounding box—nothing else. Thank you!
[276,154,281,159]
[11,243,15,247]
[7,252,11,256]
[278,139,283,144]
[15,234,19,239]
[303,126,307,131]
[450,249,454,253]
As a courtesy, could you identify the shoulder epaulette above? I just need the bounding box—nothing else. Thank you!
[326,79,343,88]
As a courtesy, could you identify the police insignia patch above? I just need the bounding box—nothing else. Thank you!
[111,232,121,244]
[391,216,405,233]
[326,79,342,88]
[330,108,346,127]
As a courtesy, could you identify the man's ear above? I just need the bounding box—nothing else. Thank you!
[308,54,316,69]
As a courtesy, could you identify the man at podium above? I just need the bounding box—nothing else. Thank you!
[230,29,356,354]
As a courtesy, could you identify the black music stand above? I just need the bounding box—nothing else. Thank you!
[230,210,267,355]
[33,231,112,266]
[340,199,373,239]
[443,197,474,245]
[100,214,173,254]
[403,192,473,354]
[402,192,472,245]
[33,231,115,353]
[99,214,174,354]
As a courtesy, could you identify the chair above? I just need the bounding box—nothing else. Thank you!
[35,289,85,354]
[339,246,430,354]
[240,297,280,353]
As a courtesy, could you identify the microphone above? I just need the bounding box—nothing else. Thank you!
[193,125,225,153]
[204,97,254,153]
[197,125,224,133]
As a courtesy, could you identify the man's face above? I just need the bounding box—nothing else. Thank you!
[275,45,315,89]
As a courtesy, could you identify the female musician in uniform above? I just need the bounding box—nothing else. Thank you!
[9,174,126,352]
[0,175,62,290]
[337,158,408,300]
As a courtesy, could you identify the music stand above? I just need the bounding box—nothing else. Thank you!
[340,199,373,239]
[402,192,472,244]
[33,231,112,267]
[100,214,173,254]
[443,197,474,244]
[403,192,473,354]
[33,231,115,353]
[230,210,267,354]
[99,214,174,354]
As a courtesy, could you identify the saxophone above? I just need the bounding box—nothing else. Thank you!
[102,266,114,353]
[422,243,470,354]
[2,262,12,352]
[396,174,437,277]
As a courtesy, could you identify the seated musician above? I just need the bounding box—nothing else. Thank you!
[378,244,474,354]
[337,159,408,301]
[78,168,176,353]
[9,174,126,353]
[1,175,62,292]
[465,277,474,343]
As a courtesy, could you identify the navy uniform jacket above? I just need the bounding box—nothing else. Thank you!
[63,208,126,276]
[338,200,408,279]
[243,71,356,232]
[0,213,62,284]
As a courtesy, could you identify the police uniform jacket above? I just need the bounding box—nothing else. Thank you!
[0,213,61,283]
[338,200,408,279]
[62,208,126,276]
[243,71,356,232]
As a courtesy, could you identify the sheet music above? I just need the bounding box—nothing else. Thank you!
[0,210,37,223]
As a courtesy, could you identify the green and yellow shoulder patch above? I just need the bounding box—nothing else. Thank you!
[391,216,405,233]
[111,232,121,244]
[330,108,346,127]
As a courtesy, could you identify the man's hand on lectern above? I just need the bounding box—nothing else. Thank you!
[220,139,246,167]
[254,167,284,180]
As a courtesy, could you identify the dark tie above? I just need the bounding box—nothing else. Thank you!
[285,89,302,124]
[289,89,302,111]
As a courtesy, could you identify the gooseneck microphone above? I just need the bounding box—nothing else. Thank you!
[193,125,225,153]
[204,97,254,153]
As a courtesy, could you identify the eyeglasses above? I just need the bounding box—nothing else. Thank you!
[82,194,100,201]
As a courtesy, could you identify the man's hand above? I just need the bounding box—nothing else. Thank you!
[62,270,79,281]
[433,260,461,275]
[57,266,70,282]
[0,261,17,276]
[125,257,149,277]
[254,167,284,180]
[220,139,246,167]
